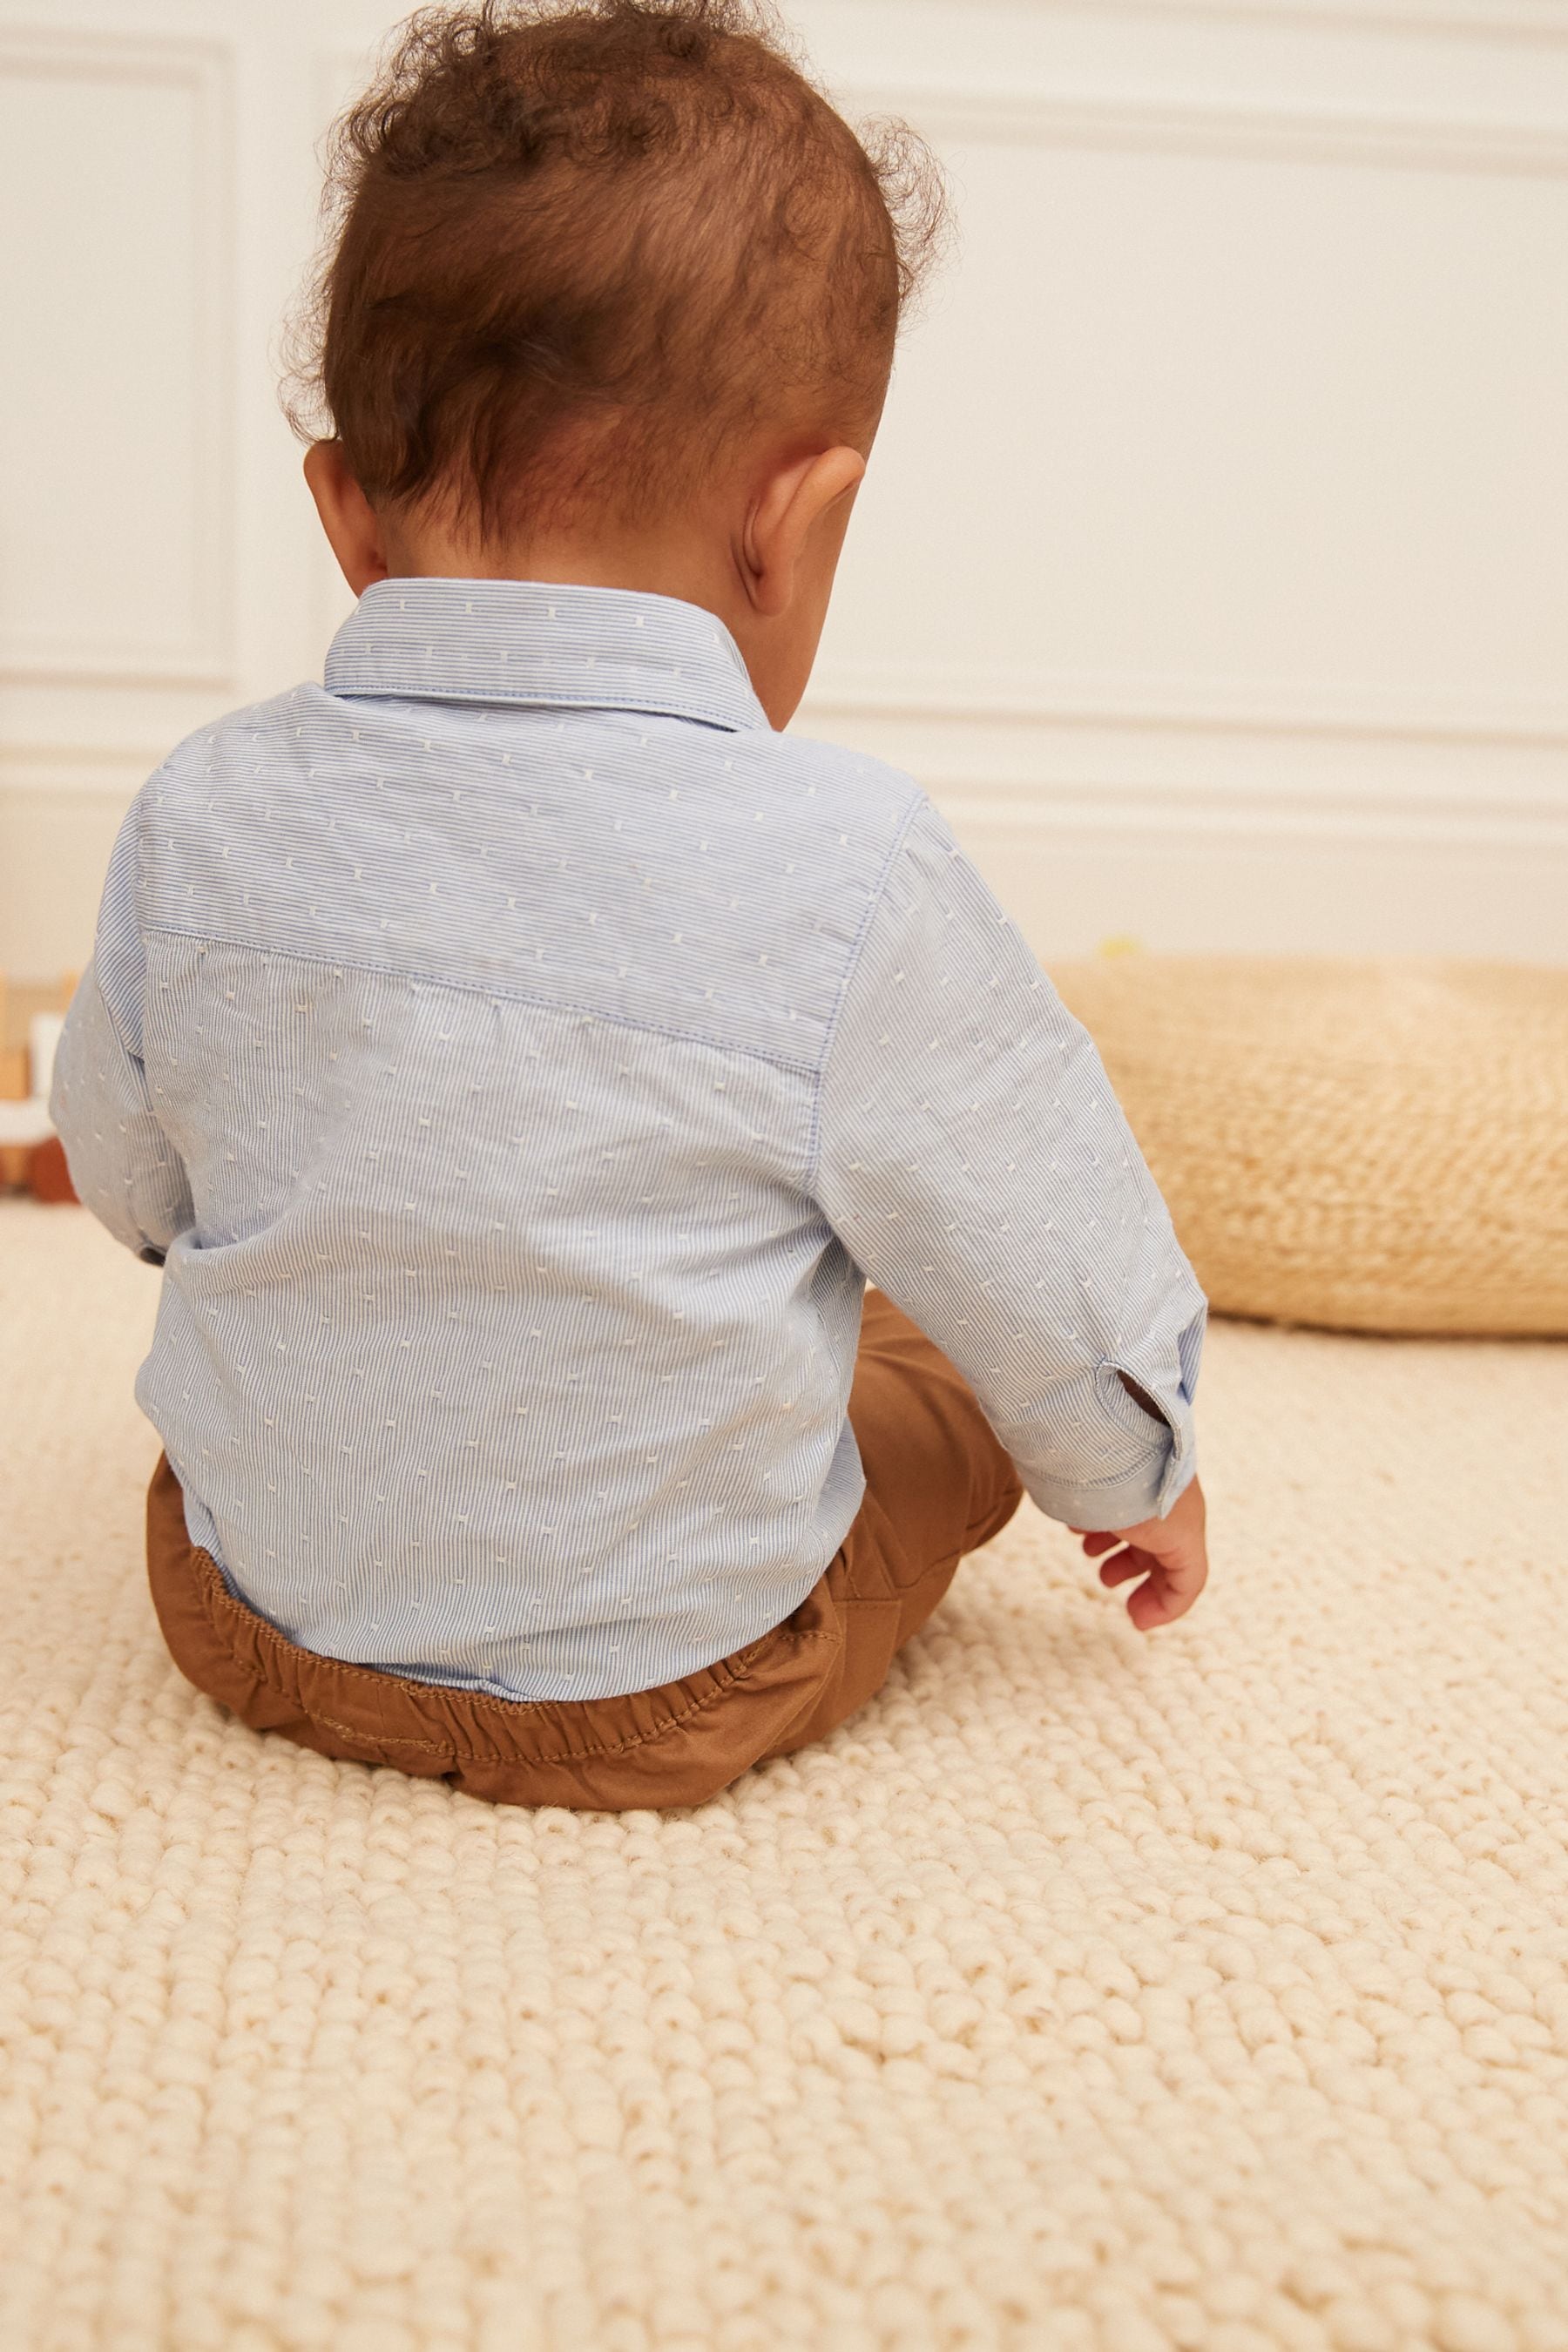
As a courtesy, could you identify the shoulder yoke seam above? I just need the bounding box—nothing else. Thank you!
[139,924,823,1079]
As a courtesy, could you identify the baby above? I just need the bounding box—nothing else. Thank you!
[52,0,1208,1810]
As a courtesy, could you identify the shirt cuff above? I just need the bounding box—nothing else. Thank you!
[1016,1379,1198,1527]
[1023,1446,1194,1532]
[998,1355,1198,1531]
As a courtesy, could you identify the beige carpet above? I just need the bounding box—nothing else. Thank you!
[3,1205,1567,2352]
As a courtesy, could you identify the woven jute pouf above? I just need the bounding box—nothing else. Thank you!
[1049,956,1568,1336]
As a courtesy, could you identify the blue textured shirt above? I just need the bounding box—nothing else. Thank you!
[53,578,1206,1702]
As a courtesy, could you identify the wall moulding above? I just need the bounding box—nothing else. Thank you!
[0,26,235,693]
[854,84,1568,183]
[803,674,1568,754]
[821,82,1568,754]
[1054,0,1568,44]
[0,745,166,802]
[925,778,1568,854]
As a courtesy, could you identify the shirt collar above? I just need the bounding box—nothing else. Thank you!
[322,576,768,733]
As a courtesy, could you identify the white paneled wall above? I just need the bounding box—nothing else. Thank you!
[3,0,1565,974]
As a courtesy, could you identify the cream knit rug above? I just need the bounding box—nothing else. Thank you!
[3,1206,1567,2352]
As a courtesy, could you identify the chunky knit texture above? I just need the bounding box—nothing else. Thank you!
[1051,957,1568,1338]
[3,1204,1567,2351]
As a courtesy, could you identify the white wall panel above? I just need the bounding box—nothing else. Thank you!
[814,100,1568,738]
[0,30,231,687]
[788,55,1568,955]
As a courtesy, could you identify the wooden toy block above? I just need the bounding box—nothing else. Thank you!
[0,972,80,1200]
[0,972,78,1102]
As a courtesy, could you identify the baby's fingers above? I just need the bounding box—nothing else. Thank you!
[1077,1530,1121,1559]
[1125,1567,1192,1631]
[1098,1544,1206,1629]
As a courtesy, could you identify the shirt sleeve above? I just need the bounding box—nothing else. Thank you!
[811,799,1206,1531]
[50,796,193,1264]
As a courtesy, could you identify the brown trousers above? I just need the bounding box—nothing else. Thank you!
[145,1291,1023,1811]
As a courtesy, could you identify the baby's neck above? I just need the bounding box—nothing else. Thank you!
[382,513,734,623]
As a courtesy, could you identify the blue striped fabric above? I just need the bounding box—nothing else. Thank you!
[53,578,1205,1703]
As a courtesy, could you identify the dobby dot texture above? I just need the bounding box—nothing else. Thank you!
[3,1206,1566,2352]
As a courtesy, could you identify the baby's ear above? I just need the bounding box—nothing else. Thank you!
[743,445,865,617]
[303,442,390,597]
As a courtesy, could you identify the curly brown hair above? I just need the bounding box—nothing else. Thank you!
[284,0,947,546]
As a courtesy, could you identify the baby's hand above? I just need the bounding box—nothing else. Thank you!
[1071,1477,1208,1632]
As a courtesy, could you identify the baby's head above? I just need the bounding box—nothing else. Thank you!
[291,0,944,722]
